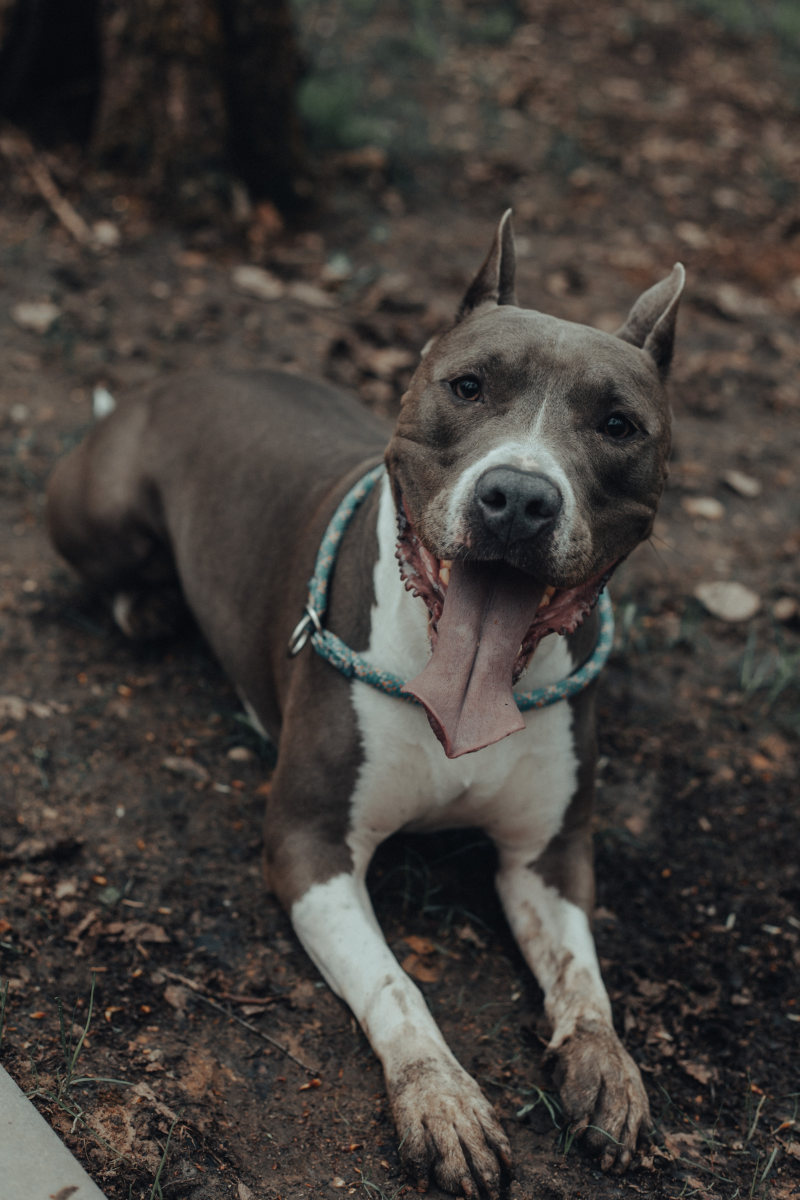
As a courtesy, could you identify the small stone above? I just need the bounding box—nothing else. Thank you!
[227,745,254,763]
[321,252,354,284]
[232,264,285,301]
[682,496,725,520]
[722,469,762,498]
[161,755,210,783]
[93,386,117,419]
[11,300,61,334]
[695,581,761,622]
[93,219,121,248]
[287,280,335,309]
[713,284,771,319]
[773,596,798,624]
[0,695,27,722]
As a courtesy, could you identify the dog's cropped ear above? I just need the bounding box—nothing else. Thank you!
[616,263,685,380]
[457,209,517,320]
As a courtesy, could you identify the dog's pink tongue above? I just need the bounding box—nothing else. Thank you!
[403,561,544,758]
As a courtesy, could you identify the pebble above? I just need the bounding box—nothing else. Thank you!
[92,219,121,248]
[287,280,335,309]
[161,755,210,783]
[11,300,61,334]
[227,745,254,763]
[93,386,117,419]
[695,580,761,622]
[321,252,354,283]
[773,596,798,623]
[232,264,285,301]
[722,469,762,498]
[0,695,27,721]
[682,495,725,520]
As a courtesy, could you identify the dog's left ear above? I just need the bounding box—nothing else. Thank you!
[457,209,517,320]
[616,263,685,380]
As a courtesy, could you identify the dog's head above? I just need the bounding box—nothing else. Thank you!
[385,212,684,757]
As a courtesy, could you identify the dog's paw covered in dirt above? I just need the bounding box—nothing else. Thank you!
[549,1019,651,1172]
[388,1058,511,1198]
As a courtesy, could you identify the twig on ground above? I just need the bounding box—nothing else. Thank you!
[0,123,96,247]
[160,968,319,1076]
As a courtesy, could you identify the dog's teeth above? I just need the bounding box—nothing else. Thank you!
[439,561,451,587]
[538,586,556,609]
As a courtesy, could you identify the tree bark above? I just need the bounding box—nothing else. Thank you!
[216,0,310,212]
[0,0,311,218]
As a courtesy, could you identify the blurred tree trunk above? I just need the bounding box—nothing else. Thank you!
[0,0,311,218]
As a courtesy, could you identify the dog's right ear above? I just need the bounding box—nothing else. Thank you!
[456,209,517,320]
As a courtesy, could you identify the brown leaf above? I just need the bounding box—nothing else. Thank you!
[401,953,441,984]
[163,984,191,1013]
[679,1058,715,1086]
[403,935,436,955]
[104,920,170,944]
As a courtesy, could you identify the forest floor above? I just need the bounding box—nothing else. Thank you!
[1,1,799,1198]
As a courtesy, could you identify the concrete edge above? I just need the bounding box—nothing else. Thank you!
[0,1063,109,1199]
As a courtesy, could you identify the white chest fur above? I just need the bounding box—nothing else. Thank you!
[347,477,581,869]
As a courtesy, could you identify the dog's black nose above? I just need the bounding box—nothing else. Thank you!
[475,467,563,542]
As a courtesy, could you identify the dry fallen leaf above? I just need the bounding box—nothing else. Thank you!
[401,953,441,984]
[678,1058,716,1086]
[232,264,285,301]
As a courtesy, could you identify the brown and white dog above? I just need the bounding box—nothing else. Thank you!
[47,214,683,1197]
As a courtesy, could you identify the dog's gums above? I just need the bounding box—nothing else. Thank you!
[394,498,614,681]
[394,497,618,758]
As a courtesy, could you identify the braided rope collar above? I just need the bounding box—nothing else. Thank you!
[288,464,614,710]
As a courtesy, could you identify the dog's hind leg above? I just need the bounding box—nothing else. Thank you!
[47,405,185,638]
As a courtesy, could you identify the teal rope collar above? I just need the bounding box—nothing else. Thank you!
[288,465,614,710]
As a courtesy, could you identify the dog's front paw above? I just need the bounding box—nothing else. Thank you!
[549,1020,651,1172]
[388,1058,511,1198]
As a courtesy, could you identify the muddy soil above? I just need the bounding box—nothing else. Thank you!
[1,2,798,1198]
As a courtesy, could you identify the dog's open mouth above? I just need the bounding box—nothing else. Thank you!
[395,504,612,758]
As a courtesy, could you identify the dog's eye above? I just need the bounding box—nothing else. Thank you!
[450,376,483,403]
[600,412,638,440]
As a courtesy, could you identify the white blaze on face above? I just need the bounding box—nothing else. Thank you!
[437,437,591,571]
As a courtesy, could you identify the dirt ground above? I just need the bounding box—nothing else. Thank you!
[1,2,799,1198]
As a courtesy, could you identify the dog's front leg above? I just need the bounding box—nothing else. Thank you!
[495,842,650,1171]
[289,869,511,1197]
